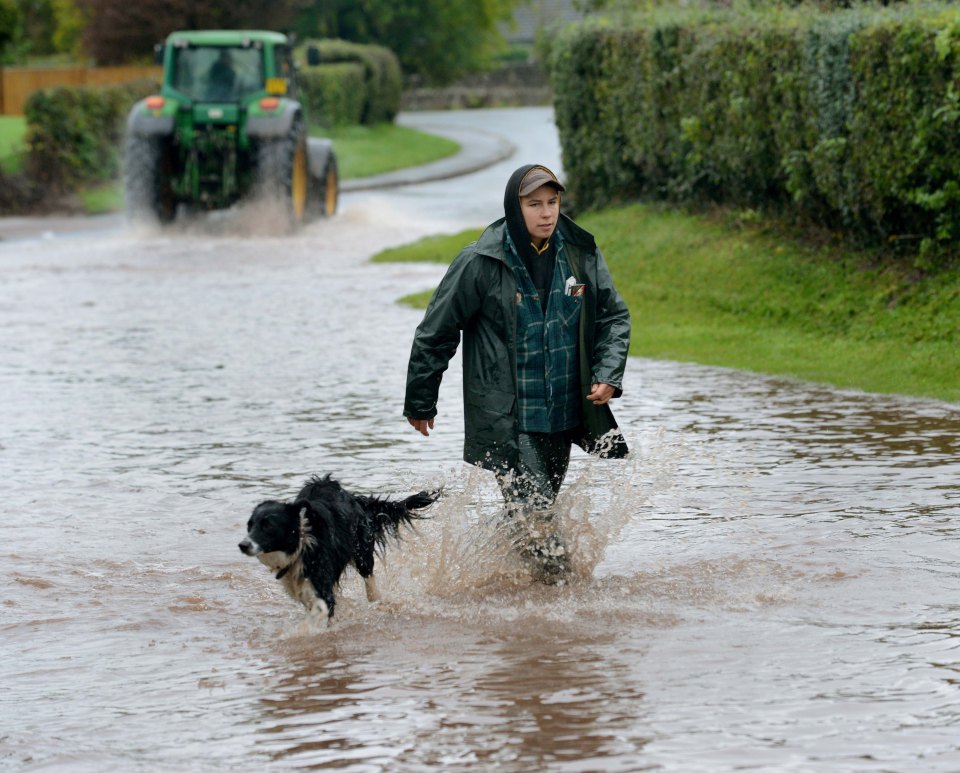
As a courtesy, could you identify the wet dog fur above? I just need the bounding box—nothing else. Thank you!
[239,475,437,622]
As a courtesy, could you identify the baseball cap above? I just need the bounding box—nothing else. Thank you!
[518,166,566,197]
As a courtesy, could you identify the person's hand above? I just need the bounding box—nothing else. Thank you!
[408,417,435,436]
[587,383,615,405]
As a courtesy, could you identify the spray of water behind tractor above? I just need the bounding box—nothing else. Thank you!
[125,30,338,229]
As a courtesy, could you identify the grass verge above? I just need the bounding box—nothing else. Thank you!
[78,181,125,215]
[0,116,26,174]
[317,122,460,179]
[372,205,960,403]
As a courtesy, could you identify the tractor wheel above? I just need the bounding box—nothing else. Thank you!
[319,155,339,217]
[256,120,309,228]
[124,135,176,225]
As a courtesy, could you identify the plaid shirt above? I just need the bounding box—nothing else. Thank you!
[505,231,582,433]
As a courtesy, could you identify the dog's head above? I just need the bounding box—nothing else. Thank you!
[239,500,305,559]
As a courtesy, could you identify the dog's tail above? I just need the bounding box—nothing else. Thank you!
[359,489,440,547]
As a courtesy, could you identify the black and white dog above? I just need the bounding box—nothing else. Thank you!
[239,475,438,622]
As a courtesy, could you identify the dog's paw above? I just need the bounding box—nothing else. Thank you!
[363,575,381,603]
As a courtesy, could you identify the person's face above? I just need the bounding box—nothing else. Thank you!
[520,184,560,246]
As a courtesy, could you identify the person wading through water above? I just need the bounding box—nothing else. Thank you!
[403,164,631,584]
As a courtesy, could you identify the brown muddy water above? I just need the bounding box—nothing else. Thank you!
[3,110,960,772]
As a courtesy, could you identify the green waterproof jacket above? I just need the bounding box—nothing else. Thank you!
[404,214,631,472]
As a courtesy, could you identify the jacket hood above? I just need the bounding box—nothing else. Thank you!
[503,164,563,265]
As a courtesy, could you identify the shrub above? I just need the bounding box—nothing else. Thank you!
[298,39,402,125]
[23,77,156,191]
[299,62,367,128]
[0,167,42,212]
[547,4,960,263]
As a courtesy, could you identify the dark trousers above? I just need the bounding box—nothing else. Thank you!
[495,430,574,510]
[494,430,574,582]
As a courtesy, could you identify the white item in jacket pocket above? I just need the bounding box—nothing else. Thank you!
[565,276,585,297]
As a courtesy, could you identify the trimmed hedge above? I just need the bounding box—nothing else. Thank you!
[300,61,367,127]
[0,167,42,212]
[298,38,402,126]
[546,5,960,263]
[24,78,157,191]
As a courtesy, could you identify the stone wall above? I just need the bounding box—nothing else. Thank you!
[401,61,552,111]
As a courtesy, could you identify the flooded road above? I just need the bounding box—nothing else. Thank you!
[2,107,960,772]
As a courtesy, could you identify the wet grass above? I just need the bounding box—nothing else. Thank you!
[373,205,960,403]
[320,123,460,179]
[372,228,482,267]
[78,182,125,215]
[0,116,26,173]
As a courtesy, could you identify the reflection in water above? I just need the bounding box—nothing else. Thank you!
[2,175,960,770]
[475,635,649,768]
[251,619,652,770]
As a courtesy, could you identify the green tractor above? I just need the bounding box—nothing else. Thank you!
[125,30,338,227]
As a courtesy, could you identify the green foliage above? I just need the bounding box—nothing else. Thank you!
[294,0,523,85]
[4,0,80,61]
[0,0,19,60]
[0,166,41,211]
[300,62,367,128]
[75,0,304,65]
[51,0,86,58]
[21,0,56,54]
[23,77,156,190]
[298,38,402,125]
[547,3,960,266]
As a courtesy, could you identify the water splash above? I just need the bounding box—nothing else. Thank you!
[266,446,670,634]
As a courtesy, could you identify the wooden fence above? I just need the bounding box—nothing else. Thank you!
[0,65,162,116]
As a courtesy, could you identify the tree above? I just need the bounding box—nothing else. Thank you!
[0,0,20,61]
[75,0,304,65]
[51,0,88,58]
[18,0,58,56]
[0,0,88,63]
[295,0,526,85]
